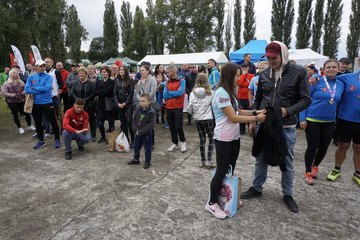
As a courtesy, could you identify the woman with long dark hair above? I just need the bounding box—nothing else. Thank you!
[114,65,134,146]
[205,62,266,219]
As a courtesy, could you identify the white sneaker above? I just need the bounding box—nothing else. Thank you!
[205,202,227,219]
[167,144,179,152]
[205,161,215,169]
[179,141,187,152]
[28,125,36,131]
[44,133,52,139]
[18,127,25,134]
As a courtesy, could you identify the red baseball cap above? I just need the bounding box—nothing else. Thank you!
[265,42,281,58]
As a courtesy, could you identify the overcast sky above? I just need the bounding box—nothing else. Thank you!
[67,0,352,58]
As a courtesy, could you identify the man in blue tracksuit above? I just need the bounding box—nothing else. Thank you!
[25,60,61,149]
[207,59,220,91]
[326,61,360,186]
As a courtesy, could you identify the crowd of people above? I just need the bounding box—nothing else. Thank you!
[1,41,359,220]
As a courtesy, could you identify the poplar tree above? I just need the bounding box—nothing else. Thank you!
[64,4,88,63]
[88,37,105,63]
[295,0,312,49]
[120,1,133,57]
[103,0,119,59]
[132,6,147,60]
[214,0,225,51]
[323,0,343,58]
[233,0,242,50]
[271,0,294,48]
[224,9,233,58]
[346,0,360,60]
[146,0,157,54]
[311,0,325,53]
[154,0,168,54]
[243,0,256,45]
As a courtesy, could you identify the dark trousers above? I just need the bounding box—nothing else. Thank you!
[64,94,75,113]
[8,102,31,128]
[32,104,60,141]
[210,139,240,203]
[85,106,96,138]
[62,130,91,153]
[133,131,153,162]
[195,119,215,162]
[238,99,250,133]
[60,92,69,113]
[304,121,335,172]
[166,108,186,144]
[118,106,133,143]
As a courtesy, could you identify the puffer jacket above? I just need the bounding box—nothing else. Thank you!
[253,41,311,126]
[187,87,213,121]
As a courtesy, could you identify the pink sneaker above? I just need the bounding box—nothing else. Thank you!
[205,202,227,219]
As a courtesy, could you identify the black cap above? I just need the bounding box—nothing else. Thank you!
[140,61,151,66]
[71,63,79,67]
[339,57,351,64]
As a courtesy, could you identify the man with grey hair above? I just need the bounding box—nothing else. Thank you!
[163,64,187,152]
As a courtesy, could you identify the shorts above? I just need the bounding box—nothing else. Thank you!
[335,118,360,144]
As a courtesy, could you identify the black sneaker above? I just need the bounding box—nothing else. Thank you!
[128,159,140,165]
[65,152,72,160]
[91,137,97,142]
[143,161,151,169]
[283,195,299,213]
[78,146,85,152]
[98,137,106,144]
[240,187,263,199]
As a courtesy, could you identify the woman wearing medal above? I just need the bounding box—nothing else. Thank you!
[299,59,344,185]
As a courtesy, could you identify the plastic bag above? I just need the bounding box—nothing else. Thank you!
[115,132,130,152]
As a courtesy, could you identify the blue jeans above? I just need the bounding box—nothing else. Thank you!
[133,131,152,162]
[62,130,91,153]
[252,127,296,196]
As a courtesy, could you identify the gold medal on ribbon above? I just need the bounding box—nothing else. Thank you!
[329,99,334,104]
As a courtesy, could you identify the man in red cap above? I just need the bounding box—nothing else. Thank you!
[240,41,311,213]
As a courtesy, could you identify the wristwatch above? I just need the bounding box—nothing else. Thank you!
[253,109,257,116]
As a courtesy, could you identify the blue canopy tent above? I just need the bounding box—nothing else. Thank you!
[229,40,268,64]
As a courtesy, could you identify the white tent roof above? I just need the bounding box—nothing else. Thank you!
[138,52,228,65]
[288,48,328,68]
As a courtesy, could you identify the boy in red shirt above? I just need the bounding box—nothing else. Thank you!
[62,98,91,160]
[237,63,254,134]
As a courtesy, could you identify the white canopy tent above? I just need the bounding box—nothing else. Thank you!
[288,48,328,68]
[138,52,229,66]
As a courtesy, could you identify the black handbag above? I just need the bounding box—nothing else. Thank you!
[105,96,117,111]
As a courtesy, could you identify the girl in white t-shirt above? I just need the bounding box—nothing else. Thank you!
[205,62,266,219]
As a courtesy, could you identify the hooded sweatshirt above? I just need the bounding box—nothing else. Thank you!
[187,87,213,121]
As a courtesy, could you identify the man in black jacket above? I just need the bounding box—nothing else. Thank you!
[240,41,311,213]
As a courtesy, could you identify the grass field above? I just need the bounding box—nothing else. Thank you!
[0,97,20,132]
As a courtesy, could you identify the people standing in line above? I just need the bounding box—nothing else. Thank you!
[128,93,156,169]
[337,57,351,76]
[326,58,360,186]
[134,64,157,148]
[207,59,220,91]
[25,60,61,149]
[95,67,117,143]
[299,59,343,185]
[163,65,187,153]
[187,73,215,168]
[65,63,80,112]
[71,67,97,142]
[56,62,70,113]
[243,53,256,75]
[2,68,35,134]
[185,65,198,126]
[62,98,91,160]
[248,61,268,108]
[205,62,266,219]
[114,65,134,147]
[240,41,311,213]
[237,63,254,134]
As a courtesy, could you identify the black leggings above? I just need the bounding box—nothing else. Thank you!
[8,102,31,128]
[210,139,240,203]
[304,121,335,172]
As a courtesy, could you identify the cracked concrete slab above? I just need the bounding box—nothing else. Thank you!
[0,120,359,240]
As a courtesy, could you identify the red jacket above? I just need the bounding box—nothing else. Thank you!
[164,79,185,109]
[60,69,69,92]
[237,73,254,100]
[63,107,89,133]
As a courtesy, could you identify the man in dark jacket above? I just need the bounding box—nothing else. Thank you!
[185,65,197,125]
[240,41,311,213]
